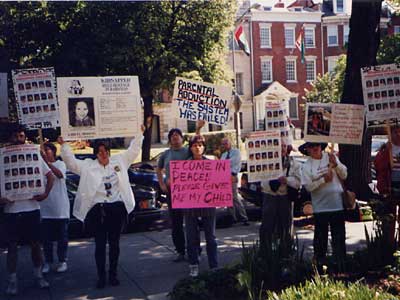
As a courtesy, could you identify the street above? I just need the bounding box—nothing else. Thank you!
[0,215,373,300]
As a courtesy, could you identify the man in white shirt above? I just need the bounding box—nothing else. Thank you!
[220,138,249,225]
[1,125,54,296]
[40,142,70,274]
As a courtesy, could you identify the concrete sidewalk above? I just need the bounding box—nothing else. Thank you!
[0,221,372,300]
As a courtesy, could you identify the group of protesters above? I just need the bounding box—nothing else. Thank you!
[1,121,399,294]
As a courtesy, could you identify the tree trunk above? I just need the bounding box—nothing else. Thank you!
[339,0,382,200]
[142,94,153,161]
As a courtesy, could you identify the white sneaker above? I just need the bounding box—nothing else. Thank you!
[5,279,18,295]
[56,262,68,273]
[189,264,199,277]
[42,263,51,274]
[37,277,50,289]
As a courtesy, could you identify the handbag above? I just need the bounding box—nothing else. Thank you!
[337,173,356,210]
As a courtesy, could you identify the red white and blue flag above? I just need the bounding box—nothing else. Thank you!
[234,25,250,56]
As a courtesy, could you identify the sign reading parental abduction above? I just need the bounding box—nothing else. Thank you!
[361,63,400,128]
[12,67,59,128]
[57,76,142,140]
[304,103,364,145]
[170,160,233,209]
[172,77,232,126]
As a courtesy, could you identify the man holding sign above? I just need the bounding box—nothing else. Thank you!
[1,124,54,296]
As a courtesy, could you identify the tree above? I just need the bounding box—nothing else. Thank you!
[0,1,236,159]
[377,33,400,64]
[303,55,346,104]
[339,0,382,200]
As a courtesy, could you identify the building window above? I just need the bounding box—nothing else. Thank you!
[327,56,339,73]
[259,24,271,48]
[289,96,299,119]
[394,26,400,34]
[285,59,297,82]
[327,25,338,46]
[284,27,295,48]
[336,0,344,13]
[235,73,244,95]
[261,58,273,83]
[306,59,316,82]
[304,28,315,48]
[343,25,349,45]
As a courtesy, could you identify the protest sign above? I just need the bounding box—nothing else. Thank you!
[12,67,59,128]
[265,99,292,145]
[0,144,45,201]
[172,77,232,126]
[0,73,8,119]
[361,63,400,128]
[245,130,282,183]
[57,76,142,140]
[304,103,364,145]
[170,160,232,209]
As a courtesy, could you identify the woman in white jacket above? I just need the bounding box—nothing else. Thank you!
[58,130,142,289]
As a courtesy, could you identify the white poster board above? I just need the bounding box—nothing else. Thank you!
[172,77,232,126]
[57,76,142,140]
[0,73,8,118]
[265,99,292,145]
[304,103,364,145]
[0,144,45,201]
[361,63,400,128]
[245,130,282,183]
[12,67,59,128]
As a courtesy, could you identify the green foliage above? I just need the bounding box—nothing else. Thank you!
[266,276,398,300]
[169,265,246,300]
[377,34,400,65]
[303,55,346,104]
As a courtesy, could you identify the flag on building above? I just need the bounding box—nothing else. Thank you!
[234,25,250,56]
[295,27,305,63]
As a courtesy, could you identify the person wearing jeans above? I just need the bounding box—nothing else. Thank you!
[40,142,70,274]
[184,135,218,277]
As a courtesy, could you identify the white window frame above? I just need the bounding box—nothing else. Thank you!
[285,57,297,83]
[305,57,317,82]
[304,27,315,48]
[335,0,344,13]
[327,25,338,47]
[289,96,299,120]
[261,57,273,83]
[235,73,244,95]
[327,56,339,73]
[259,23,272,48]
[284,24,296,48]
[343,25,349,45]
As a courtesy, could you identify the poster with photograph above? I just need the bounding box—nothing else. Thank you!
[0,73,8,119]
[265,99,292,145]
[170,160,232,209]
[245,130,282,183]
[12,67,59,128]
[57,76,142,140]
[304,103,364,145]
[172,77,232,126]
[0,144,45,201]
[361,63,400,128]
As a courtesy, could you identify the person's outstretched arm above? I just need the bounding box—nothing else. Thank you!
[58,137,85,175]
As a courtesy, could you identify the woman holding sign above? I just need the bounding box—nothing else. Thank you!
[58,126,143,289]
[184,135,218,277]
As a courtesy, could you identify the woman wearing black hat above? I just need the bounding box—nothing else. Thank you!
[300,142,347,266]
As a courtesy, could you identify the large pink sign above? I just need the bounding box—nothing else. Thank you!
[170,160,233,209]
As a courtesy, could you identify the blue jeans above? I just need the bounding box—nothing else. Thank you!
[185,211,218,268]
[41,219,69,263]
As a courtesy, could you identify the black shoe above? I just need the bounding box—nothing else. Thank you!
[242,221,250,226]
[172,253,185,262]
[109,276,120,286]
[96,277,106,289]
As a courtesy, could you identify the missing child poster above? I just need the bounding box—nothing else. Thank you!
[265,100,292,145]
[170,160,233,209]
[57,76,142,140]
[12,67,59,128]
[172,77,232,126]
[245,130,282,183]
[304,103,364,145]
[361,63,400,128]
[0,144,45,201]
[0,73,8,119]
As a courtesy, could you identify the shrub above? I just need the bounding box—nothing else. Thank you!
[266,277,398,300]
